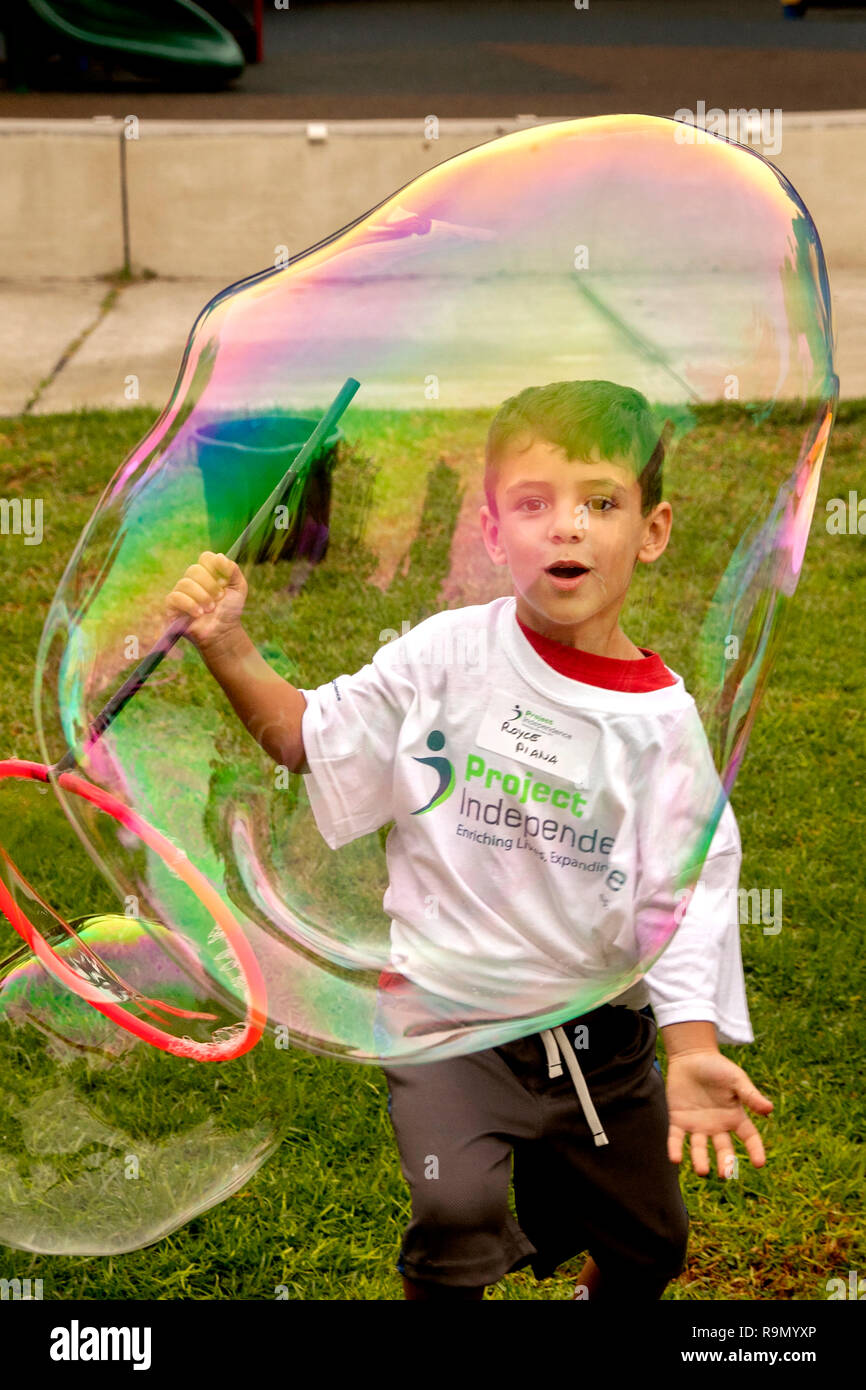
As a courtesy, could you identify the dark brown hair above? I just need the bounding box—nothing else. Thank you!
[485,379,669,518]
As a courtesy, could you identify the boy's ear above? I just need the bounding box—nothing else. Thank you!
[637,500,673,564]
[479,503,508,566]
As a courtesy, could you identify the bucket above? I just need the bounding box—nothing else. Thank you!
[194,413,342,564]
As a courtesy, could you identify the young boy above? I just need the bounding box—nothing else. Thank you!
[166,379,773,1302]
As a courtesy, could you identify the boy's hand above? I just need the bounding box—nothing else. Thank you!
[165,551,248,653]
[664,1050,774,1177]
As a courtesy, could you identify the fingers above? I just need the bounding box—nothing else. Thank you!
[711,1132,737,1180]
[202,550,240,585]
[669,1123,767,1179]
[735,1116,767,1169]
[707,1122,765,1177]
[689,1131,711,1177]
[667,1124,685,1165]
[674,1127,727,1179]
[187,554,231,598]
[167,552,239,616]
[174,575,216,612]
[165,587,202,620]
[735,1073,775,1115]
[731,1073,772,1168]
[676,1127,738,1179]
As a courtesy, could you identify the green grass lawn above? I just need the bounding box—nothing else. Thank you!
[0,402,863,1300]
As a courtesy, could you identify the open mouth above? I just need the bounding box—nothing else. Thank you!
[546,562,589,578]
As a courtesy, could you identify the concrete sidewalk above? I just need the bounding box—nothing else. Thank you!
[2,105,863,416]
[1,265,862,418]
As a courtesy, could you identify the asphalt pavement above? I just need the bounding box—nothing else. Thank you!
[1,1,866,120]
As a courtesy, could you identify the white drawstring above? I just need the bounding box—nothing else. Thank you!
[539,1028,562,1076]
[540,1027,610,1147]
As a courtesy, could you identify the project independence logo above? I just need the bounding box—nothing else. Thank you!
[458,751,624,883]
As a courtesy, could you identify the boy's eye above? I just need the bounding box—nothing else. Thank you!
[516,496,615,513]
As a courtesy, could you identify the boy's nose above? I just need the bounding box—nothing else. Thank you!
[550,504,588,538]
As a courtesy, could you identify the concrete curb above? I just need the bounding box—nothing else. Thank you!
[2,112,866,281]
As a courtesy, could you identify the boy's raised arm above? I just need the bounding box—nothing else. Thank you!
[200,627,309,775]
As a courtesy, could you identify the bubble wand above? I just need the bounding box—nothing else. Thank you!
[0,377,360,1060]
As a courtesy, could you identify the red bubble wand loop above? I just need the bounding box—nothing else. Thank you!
[1,378,361,1062]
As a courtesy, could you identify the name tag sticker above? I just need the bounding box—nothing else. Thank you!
[475,693,601,787]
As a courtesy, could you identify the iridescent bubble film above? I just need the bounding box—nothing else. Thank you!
[0,902,285,1256]
[9,114,835,1095]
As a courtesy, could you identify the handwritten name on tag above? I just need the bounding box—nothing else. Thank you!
[475,693,601,787]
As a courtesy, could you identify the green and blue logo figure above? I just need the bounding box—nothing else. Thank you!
[411,730,455,815]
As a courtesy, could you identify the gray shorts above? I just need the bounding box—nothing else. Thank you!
[381,1001,689,1294]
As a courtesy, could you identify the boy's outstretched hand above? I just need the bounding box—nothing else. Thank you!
[664,1051,774,1177]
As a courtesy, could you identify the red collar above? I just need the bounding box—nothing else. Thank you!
[515,614,677,692]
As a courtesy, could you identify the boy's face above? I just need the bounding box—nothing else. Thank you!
[478,435,672,653]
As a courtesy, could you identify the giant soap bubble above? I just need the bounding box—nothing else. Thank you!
[0,772,288,1255]
[0,941,282,1256]
[7,115,836,1111]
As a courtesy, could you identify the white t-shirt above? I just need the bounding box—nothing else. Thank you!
[299,596,754,1046]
